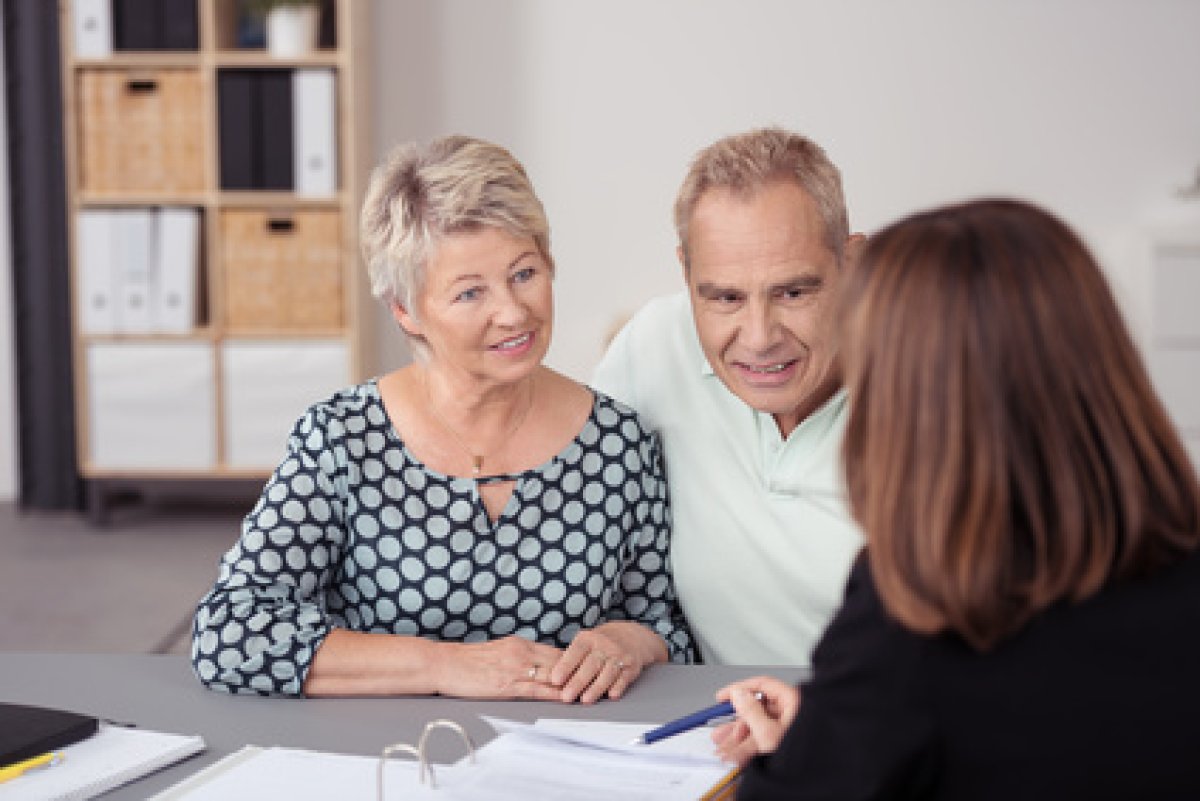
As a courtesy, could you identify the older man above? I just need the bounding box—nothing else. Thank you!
[592,128,864,666]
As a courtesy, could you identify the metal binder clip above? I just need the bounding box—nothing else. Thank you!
[376,719,476,800]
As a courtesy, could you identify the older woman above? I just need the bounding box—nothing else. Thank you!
[191,135,693,702]
[712,199,1200,799]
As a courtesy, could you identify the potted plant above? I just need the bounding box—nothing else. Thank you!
[246,0,322,58]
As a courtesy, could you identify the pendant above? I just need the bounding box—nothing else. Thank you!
[472,456,483,476]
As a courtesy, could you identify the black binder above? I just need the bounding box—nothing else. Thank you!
[112,0,199,51]
[0,703,99,766]
[218,70,294,191]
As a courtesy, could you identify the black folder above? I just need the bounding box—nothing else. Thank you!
[218,70,294,191]
[113,0,199,51]
[0,702,99,766]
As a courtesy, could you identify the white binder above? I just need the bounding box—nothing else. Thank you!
[76,210,119,335]
[154,207,200,333]
[293,69,337,197]
[116,209,155,334]
[71,0,112,58]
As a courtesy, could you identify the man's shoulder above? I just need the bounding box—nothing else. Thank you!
[605,290,699,367]
[592,290,704,418]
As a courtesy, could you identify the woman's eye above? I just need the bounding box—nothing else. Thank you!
[455,287,481,302]
[513,267,536,283]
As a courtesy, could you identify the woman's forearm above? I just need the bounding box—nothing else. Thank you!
[301,628,442,697]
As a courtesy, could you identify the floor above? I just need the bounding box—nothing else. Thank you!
[0,495,252,655]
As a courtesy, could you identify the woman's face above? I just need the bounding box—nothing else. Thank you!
[395,226,553,387]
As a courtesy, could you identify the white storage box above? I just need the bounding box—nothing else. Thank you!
[86,342,216,469]
[221,340,349,469]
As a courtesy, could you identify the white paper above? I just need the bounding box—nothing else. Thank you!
[486,716,724,765]
[151,719,729,801]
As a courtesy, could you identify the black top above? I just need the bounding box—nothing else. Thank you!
[739,547,1200,800]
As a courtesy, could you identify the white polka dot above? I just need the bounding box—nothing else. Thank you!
[541,549,566,573]
[377,567,401,592]
[518,566,543,591]
[378,535,401,560]
[380,506,402,530]
[495,585,518,608]
[402,527,427,550]
[517,598,543,621]
[469,603,495,626]
[543,579,567,604]
[423,576,449,600]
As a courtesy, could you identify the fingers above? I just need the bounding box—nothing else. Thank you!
[711,721,756,766]
[551,633,636,704]
[728,685,787,756]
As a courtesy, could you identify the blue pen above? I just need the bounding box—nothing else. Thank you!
[633,693,763,745]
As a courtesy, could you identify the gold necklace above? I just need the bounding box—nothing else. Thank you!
[422,372,534,477]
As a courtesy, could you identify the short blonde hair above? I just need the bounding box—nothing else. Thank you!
[674,127,849,265]
[360,135,551,313]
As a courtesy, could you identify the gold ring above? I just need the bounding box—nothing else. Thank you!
[527,664,538,680]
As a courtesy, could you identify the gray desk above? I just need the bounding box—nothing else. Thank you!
[0,653,802,799]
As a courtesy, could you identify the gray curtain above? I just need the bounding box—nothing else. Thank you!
[4,0,82,510]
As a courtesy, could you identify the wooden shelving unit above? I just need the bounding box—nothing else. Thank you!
[58,0,373,519]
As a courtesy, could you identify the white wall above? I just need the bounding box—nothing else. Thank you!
[2,1,1198,500]
[0,6,19,502]
[369,0,1200,380]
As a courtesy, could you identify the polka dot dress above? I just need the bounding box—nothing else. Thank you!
[191,381,695,695]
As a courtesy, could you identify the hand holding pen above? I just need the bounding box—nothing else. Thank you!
[710,676,801,766]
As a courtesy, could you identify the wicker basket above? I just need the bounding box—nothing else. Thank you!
[78,69,206,194]
[220,209,344,330]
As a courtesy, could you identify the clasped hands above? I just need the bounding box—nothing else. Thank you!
[433,621,663,704]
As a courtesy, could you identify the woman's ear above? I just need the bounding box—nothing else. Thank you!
[390,300,421,338]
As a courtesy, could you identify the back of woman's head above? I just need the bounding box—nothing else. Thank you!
[840,198,1200,650]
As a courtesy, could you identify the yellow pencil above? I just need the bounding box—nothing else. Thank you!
[0,752,64,783]
[700,765,742,801]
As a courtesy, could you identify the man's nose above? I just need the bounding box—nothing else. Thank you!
[739,299,780,352]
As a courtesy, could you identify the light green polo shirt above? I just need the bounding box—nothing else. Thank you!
[592,291,863,666]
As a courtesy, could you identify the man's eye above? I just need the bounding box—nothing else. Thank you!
[716,293,741,304]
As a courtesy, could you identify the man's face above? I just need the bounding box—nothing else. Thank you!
[682,181,842,436]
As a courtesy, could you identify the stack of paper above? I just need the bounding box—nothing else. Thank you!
[151,719,729,801]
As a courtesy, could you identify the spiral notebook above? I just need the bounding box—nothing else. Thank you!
[0,723,205,801]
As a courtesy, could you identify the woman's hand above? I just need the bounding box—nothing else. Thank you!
[429,636,566,701]
[550,621,668,704]
[710,676,801,766]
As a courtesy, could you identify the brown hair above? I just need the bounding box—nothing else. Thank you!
[840,198,1200,650]
[673,127,849,266]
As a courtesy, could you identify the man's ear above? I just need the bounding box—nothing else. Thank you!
[390,300,421,338]
[843,233,867,269]
[676,244,688,279]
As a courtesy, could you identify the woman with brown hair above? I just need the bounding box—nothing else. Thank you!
[712,198,1200,799]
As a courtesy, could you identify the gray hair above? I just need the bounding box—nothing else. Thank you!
[674,127,850,265]
[360,135,551,316]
